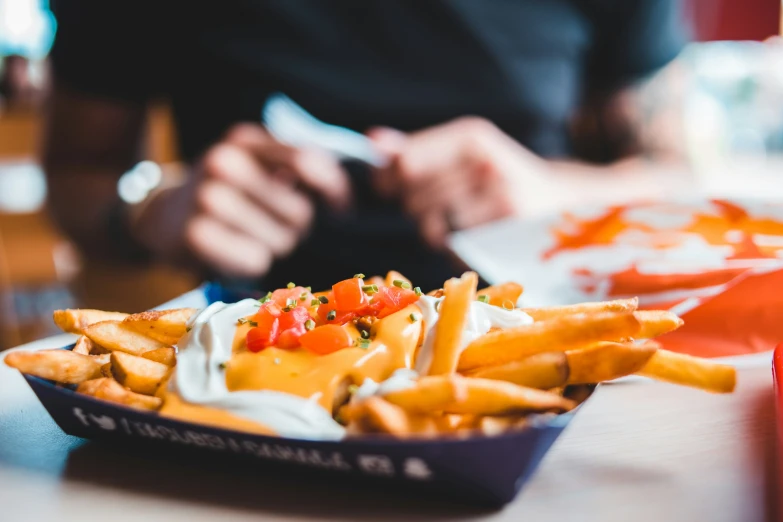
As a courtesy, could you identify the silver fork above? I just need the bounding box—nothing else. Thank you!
[261,93,389,167]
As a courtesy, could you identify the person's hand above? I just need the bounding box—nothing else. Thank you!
[131,124,351,277]
[369,117,554,248]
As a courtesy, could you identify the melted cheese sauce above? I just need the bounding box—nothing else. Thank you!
[160,295,532,440]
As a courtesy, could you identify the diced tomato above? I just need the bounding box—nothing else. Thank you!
[270,286,315,308]
[300,324,353,355]
[279,305,310,331]
[247,324,279,353]
[376,286,419,318]
[332,277,367,312]
[277,323,307,350]
[316,300,357,325]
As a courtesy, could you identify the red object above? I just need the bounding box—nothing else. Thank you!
[375,286,419,318]
[332,278,367,312]
[277,323,307,349]
[774,344,783,458]
[279,305,310,331]
[247,324,278,353]
[300,324,354,355]
[685,0,780,42]
[316,292,357,325]
[271,286,314,308]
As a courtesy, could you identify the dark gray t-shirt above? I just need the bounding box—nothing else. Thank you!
[50,0,686,291]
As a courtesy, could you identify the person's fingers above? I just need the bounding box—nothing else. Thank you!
[367,127,408,199]
[223,123,352,210]
[194,180,301,257]
[184,215,274,278]
[201,143,314,231]
[419,210,450,250]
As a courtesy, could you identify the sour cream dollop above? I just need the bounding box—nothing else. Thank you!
[170,299,345,440]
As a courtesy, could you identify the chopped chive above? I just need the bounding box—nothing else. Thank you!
[287,282,295,289]
[362,284,379,294]
[502,300,514,310]
[305,319,315,331]
[286,298,297,308]
[327,310,336,321]
[218,362,227,370]
[318,296,329,304]
[354,338,371,349]
[311,299,320,306]
[186,326,192,333]
[409,313,419,323]
[392,279,405,288]
[414,286,423,297]
[353,273,365,279]
[347,384,359,394]
[274,358,281,365]
[237,318,247,325]
[305,286,312,292]
[477,295,490,304]
[360,329,370,339]
[434,300,441,312]
[259,291,273,304]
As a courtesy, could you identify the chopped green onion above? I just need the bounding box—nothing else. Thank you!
[502,300,514,310]
[477,295,490,304]
[409,313,419,323]
[311,299,320,306]
[218,362,227,370]
[414,286,423,297]
[353,273,365,279]
[305,286,312,292]
[392,279,409,288]
[327,310,337,321]
[286,298,297,308]
[185,326,192,333]
[259,291,273,304]
[362,284,379,294]
[287,282,295,289]
[319,296,329,304]
[305,319,315,331]
[347,384,359,394]
[360,329,370,339]
[237,318,258,326]
[354,338,371,349]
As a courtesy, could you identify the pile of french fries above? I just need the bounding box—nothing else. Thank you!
[4,271,737,439]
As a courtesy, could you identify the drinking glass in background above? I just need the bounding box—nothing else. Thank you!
[682,39,783,197]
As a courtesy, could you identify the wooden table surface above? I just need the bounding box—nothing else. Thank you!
[0,336,779,522]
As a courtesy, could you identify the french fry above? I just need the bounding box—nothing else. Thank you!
[4,350,102,384]
[141,346,177,367]
[77,378,162,411]
[341,397,444,437]
[428,272,478,375]
[100,362,113,378]
[83,321,168,356]
[458,312,641,371]
[123,308,196,345]
[521,298,638,321]
[384,270,411,288]
[444,377,576,415]
[365,276,385,288]
[565,341,658,384]
[477,282,524,308]
[382,375,467,413]
[71,335,94,355]
[53,309,129,335]
[466,352,569,390]
[110,351,171,395]
[633,310,684,339]
[426,288,444,297]
[91,353,111,365]
[636,349,736,393]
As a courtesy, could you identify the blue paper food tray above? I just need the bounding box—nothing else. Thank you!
[19,283,593,506]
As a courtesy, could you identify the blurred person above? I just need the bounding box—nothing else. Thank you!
[44,0,688,292]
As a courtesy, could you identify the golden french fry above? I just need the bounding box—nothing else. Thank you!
[141,346,177,367]
[53,309,129,335]
[477,282,524,308]
[521,298,638,321]
[382,375,467,413]
[91,353,111,365]
[633,310,684,339]
[4,350,102,384]
[71,336,94,355]
[444,377,576,415]
[384,270,411,288]
[341,397,443,437]
[110,351,171,395]
[123,308,196,345]
[100,362,113,378]
[466,351,569,390]
[458,312,641,371]
[476,416,529,436]
[565,341,658,384]
[426,288,444,297]
[428,272,478,375]
[83,321,167,356]
[77,378,162,411]
[636,349,736,393]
